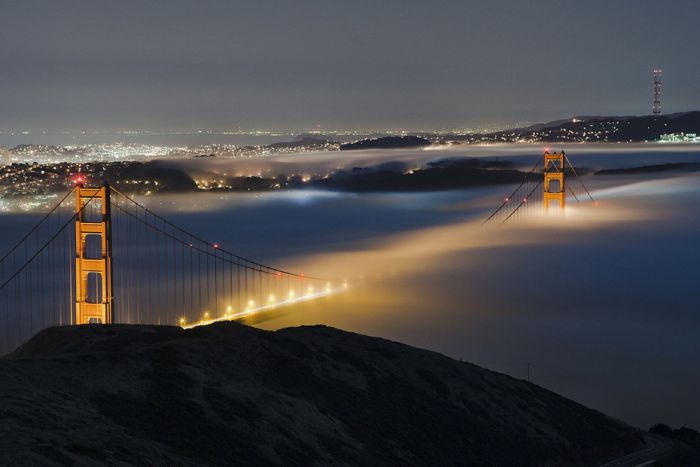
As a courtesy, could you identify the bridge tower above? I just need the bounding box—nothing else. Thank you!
[74,183,113,324]
[543,150,565,210]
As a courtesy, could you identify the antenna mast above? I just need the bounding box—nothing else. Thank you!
[652,69,662,115]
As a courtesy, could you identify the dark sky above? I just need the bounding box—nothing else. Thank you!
[1,0,699,131]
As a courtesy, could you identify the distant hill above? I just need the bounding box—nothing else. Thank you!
[312,158,532,192]
[266,136,337,150]
[441,111,700,144]
[341,135,431,150]
[0,322,644,465]
[109,161,197,192]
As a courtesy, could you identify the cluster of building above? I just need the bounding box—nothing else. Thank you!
[0,162,73,210]
[0,160,164,211]
[0,138,342,211]
[0,146,10,165]
[447,119,628,144]
[658,133,700,143]
[0,139,339,167]
[6,143,184,164]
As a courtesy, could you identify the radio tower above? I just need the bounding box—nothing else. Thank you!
[652,68,662,115]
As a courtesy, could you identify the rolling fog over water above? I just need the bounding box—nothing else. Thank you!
[162,142,700,179]
[1,144,699,429]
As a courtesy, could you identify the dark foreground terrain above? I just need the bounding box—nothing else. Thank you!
[0,323,646,466]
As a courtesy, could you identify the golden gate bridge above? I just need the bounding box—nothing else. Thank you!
[0,183,347,353]
[0,150,594,354]
[483,150,595,224]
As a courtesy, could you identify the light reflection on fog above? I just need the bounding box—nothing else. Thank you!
[250,173,699,430]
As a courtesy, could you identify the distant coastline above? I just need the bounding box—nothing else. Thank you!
[3,112,700,166]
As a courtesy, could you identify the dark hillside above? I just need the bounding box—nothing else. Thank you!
[0,323,643,466]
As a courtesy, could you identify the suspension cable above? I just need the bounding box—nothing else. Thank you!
[565,156,595,202]
[501,179,543,224]
[110,187,338,282]
[0,189,99,292]
[0,186,77,264]
[483,155,543,224]
[110,201,333,281]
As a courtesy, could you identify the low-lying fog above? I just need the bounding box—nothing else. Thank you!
[133,143,700,430]
[2,143,700,429]
[166,142,700,179]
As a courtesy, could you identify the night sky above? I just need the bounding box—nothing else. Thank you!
[1,0,699,131]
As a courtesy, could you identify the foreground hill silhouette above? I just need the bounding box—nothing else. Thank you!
[0,323,643,465]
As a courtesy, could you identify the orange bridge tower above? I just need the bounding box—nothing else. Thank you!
[74,183,113,324]
[543,150,565,210]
